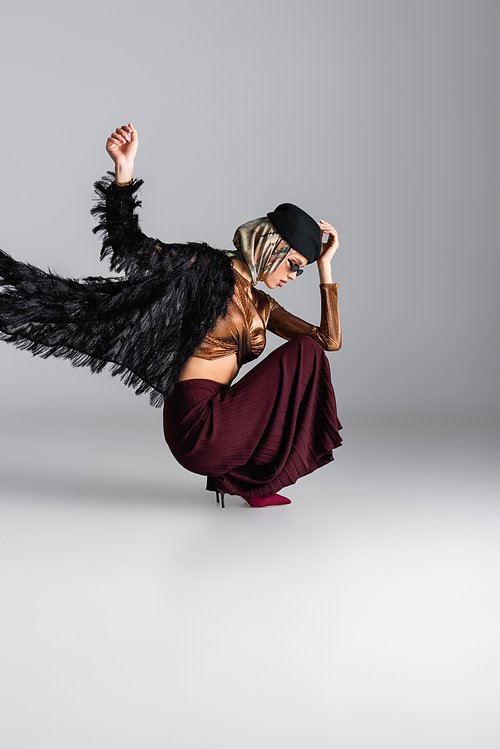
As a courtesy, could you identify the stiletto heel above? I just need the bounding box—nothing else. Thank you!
[215,490,225,508]
[213,488,288,508]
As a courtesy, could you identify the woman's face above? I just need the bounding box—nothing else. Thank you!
[261,244,309,289]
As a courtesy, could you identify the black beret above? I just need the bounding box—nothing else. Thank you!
[267,203,321,264]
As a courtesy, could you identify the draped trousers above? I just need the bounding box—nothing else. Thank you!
[163,335,342,499]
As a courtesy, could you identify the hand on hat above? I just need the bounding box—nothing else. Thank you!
[318,221,339,265]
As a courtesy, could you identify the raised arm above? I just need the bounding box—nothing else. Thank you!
[267,219,341,350]
[92,123,167,278]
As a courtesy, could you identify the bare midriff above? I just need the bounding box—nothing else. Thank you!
[177,353,239,386]
[177,259,247,386]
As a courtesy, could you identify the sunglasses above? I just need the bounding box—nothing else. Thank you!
[287,258,304,276]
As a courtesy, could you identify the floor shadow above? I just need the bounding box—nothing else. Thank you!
[0,468,206,508]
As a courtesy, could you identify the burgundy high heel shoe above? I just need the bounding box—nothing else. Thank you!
[215,491,291,508]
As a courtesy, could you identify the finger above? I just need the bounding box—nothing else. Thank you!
[120,125,134,138]
[115,127,129,141]
[129,123,138,141]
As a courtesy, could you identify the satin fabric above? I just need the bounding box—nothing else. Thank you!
[227,216,291,285]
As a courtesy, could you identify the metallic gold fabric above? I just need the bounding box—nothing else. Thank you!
[192,270,341,366]
[227,217,291,285]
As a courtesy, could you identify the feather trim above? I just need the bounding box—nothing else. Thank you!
[91,171,147,276]
[1,172,236,405]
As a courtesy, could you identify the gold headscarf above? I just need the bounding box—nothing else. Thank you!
[228,217,291,286]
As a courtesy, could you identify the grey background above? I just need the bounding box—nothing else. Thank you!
[1,1,499,747]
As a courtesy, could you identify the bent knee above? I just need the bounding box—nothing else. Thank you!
[290,335,324,353]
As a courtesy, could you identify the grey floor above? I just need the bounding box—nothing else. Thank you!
[0,408,499,749]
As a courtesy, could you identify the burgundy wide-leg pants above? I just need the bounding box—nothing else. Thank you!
[163,335,342,499]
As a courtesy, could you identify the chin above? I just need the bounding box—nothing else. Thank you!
[262,277,278,290]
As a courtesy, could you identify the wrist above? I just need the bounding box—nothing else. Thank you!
[115,163,134,183]
[317,261,333,284]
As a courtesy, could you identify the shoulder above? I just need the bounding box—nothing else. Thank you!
[253,286,281,313]
[150,241,233,272]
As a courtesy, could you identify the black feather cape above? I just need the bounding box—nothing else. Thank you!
[0,172,236,406]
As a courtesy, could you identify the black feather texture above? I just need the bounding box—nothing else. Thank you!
[0,174,235,406]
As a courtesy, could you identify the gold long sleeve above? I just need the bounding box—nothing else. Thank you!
[266,283,341,351]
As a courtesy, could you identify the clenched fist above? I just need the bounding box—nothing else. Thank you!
[106,123,138,169]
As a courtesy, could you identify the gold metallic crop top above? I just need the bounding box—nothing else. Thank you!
[192,270,341,367]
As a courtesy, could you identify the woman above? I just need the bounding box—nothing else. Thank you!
[0,123,342,508]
